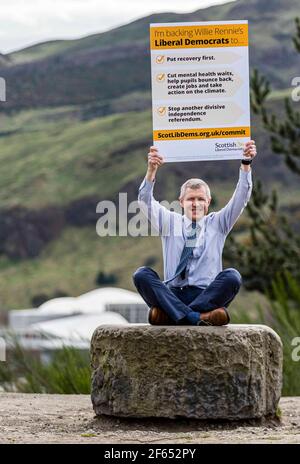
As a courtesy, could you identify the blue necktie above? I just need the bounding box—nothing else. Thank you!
[163,221,199,285]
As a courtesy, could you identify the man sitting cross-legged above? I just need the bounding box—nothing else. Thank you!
[133,141,257,326]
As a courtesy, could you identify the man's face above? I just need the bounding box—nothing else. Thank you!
[179,186,211,221]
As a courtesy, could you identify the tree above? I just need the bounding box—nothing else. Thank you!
[224,18,300,294]
[265,271,300,396]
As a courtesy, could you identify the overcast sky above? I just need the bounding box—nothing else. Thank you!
[0,0,234,54]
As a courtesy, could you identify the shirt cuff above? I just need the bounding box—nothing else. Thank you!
[139,176,156,192]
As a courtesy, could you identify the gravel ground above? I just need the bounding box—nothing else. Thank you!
[0,394,299,444]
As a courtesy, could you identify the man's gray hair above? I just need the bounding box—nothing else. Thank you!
[179,178,211,200]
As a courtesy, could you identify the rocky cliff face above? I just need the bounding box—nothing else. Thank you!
[0,196,100,259]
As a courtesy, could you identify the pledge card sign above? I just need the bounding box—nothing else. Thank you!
[150,20,251,162]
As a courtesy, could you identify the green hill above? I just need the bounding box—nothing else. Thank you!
[0,98,297,309]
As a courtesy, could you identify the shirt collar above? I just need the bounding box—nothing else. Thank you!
[183,215,205,229]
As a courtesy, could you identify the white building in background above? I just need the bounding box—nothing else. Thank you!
[12,312,129,352]
[9,287,147,329]
[4,287,149,354]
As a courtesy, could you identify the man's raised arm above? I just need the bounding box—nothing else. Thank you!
[138,146,173,235]
[213,140,257,235]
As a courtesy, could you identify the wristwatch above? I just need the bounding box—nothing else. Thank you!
[241,158,253,165]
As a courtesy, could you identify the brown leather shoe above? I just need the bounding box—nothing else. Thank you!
[198,307,230,326]
[148,306,173,325]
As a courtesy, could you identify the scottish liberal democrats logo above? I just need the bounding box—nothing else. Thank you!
[214,141,244,152]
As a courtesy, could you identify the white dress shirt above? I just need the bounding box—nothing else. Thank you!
[138,168,252,288]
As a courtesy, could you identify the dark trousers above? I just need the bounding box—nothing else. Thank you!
[132,266,242,324]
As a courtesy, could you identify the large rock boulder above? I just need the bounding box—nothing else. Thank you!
[90,324,282,420]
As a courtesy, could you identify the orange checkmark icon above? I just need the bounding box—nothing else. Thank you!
[157,107,166,116]
[156,55,165,64]
[156,73,165,83]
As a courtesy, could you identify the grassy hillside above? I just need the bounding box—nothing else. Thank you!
[0,90,297,211]
[0,107,151,209]
[0,223,270,316]
[0,227,162,308]
[0,94,297,309]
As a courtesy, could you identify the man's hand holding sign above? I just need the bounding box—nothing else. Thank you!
[133,20,257,327]
[146,140,257,181]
